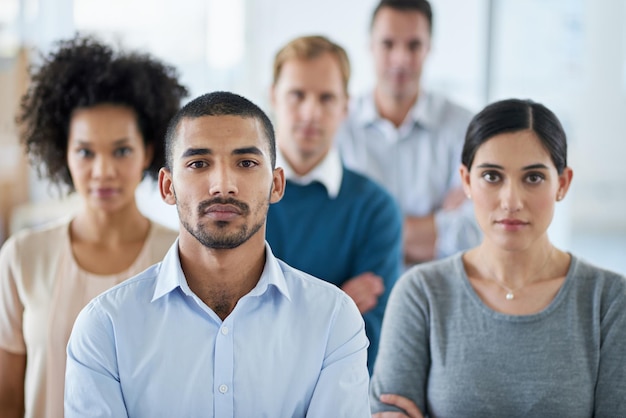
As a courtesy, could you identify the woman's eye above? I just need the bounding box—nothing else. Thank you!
[76,148,93,158]
[482,171,500,183]
[526,173,545,184]
[114,147,133,157]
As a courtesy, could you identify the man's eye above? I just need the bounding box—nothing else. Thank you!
[189,161,207,169]
[240,160,257,168]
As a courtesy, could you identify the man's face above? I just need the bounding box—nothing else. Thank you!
[271,52,348,171]
[370,7,431,101]
[159,115,284,250]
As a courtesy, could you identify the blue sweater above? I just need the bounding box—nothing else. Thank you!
[266,167,403,372]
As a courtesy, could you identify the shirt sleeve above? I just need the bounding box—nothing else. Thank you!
[370,272,430,415]
[355,187,403,372]
[0,237,26,354]
[65,300,129,418]
[306,294,371,417]
[594,273,626,415]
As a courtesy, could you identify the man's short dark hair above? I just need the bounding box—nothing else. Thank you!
[370,0,433,35]
[165,91,276,170]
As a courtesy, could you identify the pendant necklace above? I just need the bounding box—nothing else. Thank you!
[492,282,522,300]
[483,247,555,301]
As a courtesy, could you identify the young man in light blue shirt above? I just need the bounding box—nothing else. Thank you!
[64,91,371,417]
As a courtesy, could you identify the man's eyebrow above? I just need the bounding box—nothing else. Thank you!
[181,148,211,159]
[232,146,263,157]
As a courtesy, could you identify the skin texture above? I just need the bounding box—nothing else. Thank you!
[159,115,285,320]
[271,52,348,175]
[460,130,573,316]
[271,52,384,314]
[67,105,152,214]
[373,394,424,418]
[0,350,26,418]
[370,7,431,126]
[67,104,154,275]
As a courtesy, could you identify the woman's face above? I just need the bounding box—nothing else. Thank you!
[460,129,573,252]
[67,104,152,214]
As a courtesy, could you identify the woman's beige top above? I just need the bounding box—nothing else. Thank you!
[0,217,178,418]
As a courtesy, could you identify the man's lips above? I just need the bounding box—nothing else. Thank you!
[203,204,243,221]
[205,204,242,215]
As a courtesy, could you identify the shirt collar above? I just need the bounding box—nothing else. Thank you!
[152,240,291,302]
[356,89,434,131]
[277,147,343,199]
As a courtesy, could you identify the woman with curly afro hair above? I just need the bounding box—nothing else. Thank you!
[0,35,188,418]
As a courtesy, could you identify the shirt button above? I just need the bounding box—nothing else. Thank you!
[221,326,229,335]
[219,384,228,394]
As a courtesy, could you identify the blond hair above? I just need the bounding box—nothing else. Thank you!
[272,35,351,94]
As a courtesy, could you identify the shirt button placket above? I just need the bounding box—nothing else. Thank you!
[214,322,234,416]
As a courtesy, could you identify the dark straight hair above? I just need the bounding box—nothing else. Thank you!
[462,99,568,174]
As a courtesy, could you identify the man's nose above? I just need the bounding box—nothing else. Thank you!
[208,163,238,196]
[300,96,323,121]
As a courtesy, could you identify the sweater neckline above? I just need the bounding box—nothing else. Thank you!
[456,252,577,322]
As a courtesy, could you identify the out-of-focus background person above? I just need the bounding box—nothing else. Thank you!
[0,35,187,418]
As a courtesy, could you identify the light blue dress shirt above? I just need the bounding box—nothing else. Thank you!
[65,241,370,417]
[336,90,482,259]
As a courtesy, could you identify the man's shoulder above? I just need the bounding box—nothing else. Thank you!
[278,259,353,303]
[88,263,162,312]
[423,91,474,126]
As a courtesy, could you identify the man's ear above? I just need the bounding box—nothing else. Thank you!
[159,167,176,205]
[269,167,286,204]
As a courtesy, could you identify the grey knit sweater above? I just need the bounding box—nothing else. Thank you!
[371,253,626,417]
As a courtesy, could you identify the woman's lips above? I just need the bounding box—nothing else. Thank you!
[496,218,529,231]
[92,188,119,198]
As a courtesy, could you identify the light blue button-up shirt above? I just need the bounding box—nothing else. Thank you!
[336,90,482,259]
[65,241,370,417]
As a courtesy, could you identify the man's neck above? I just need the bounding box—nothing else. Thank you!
[374,86,419,128]
[177,233,266,320]
[278,143,326,177]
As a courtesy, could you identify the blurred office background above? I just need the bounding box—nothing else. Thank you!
[0,0,624,273]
